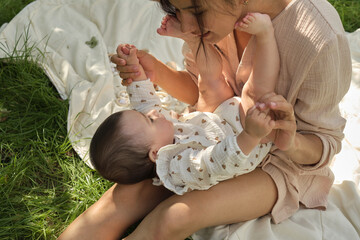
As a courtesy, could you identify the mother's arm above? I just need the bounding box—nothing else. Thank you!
[112,46,199,105]
[259,93,323,165]
[262,34,351,167]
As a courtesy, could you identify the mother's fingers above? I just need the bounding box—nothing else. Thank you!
[273,119,296,131]
[110,54,126,66]
[116,63,139,73]
[268,101,294,116]
[118,71,140,80]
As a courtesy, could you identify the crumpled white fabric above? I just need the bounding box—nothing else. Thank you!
[0,0,185,168]
[332,30,360,189]
[192,181,360,240]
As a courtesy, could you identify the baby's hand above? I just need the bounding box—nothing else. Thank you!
[244,105,275,140]
[116,44,138,65]
[117,44,147,81]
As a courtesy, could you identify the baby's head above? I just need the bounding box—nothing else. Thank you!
[90,109,174,184]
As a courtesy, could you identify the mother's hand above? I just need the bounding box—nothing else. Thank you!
[110,44,157,85]
[258,93,297,152]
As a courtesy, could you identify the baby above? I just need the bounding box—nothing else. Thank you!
[90,13,280,195]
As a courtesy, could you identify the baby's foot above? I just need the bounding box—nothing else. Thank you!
[157,15,182,38]
[236,13,273,37]
[157,15,194,42]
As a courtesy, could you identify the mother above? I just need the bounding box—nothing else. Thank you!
[59,0,351,239]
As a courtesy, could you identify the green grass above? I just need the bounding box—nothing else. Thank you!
[0,0,359,240]
[0,0,35,26]
[328,0,360,32]
[0,39,114,239]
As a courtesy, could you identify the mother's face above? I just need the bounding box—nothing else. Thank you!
[168,0,245,43]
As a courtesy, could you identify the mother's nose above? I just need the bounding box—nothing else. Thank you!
[178,12,199,34]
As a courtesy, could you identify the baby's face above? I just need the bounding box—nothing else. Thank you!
[122,109,175,150]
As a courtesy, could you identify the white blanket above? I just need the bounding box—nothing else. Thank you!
[0,0,185,167]
[1,0,359,239]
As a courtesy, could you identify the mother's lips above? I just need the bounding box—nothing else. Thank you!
[196,31,210,37]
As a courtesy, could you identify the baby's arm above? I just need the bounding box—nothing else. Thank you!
[120,45,161,112]
[122,47,175,119]
[237,13,280,114]
[157,135,262,195]
[158,15,234,112]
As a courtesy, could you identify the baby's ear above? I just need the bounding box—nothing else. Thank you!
[148,148,158,163]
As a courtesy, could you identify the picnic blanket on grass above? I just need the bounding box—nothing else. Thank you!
[1,0,360,239]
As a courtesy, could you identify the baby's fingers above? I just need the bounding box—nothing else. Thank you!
[121,46,131,55]
[117,45,129,59]
[129,47,138,56]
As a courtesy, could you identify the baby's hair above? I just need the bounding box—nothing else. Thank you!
[90,111,156,184]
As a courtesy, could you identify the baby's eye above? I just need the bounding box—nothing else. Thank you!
[148,117,154,123]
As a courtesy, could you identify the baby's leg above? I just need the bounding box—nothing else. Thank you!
[238,13,280,114]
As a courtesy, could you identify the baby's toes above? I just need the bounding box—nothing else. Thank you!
[247,15,256,23]
[164,14,172,22]
[157,27,167,36]
[239,22,249,28]
[161,17,168,25]
[242,16,251,25]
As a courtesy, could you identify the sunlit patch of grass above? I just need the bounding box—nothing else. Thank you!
[0,31,113,239]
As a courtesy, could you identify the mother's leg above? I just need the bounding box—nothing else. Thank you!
[58,179,172,240]
[124,168,277,240]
